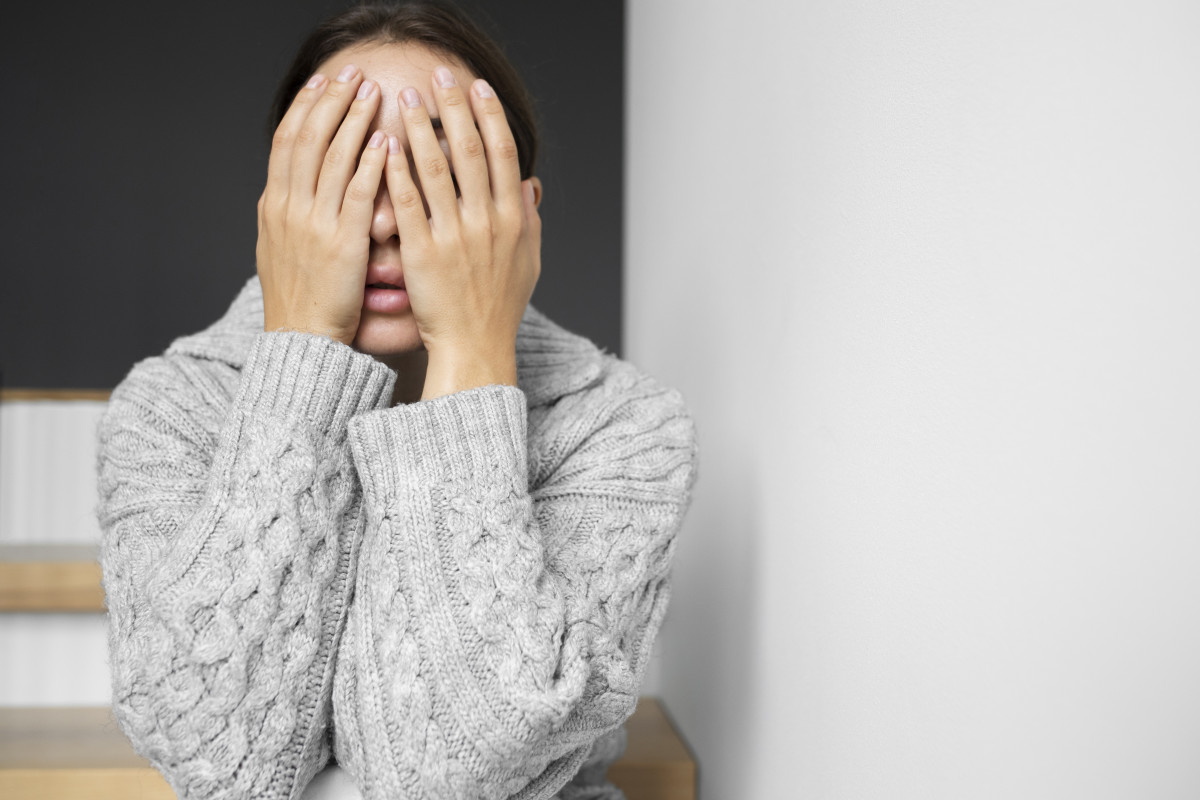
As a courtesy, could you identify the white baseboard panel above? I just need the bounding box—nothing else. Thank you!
[0,400,107,546]
[0,613,110,706]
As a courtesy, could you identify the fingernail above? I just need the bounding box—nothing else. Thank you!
[474,79,493,99]
[337,64,357,83]
[368,130,384,148]
[388,135,400,154]
[402,87,422,108]
[356,80,375,100]
[306,73,325,89]
[435,66,456,88]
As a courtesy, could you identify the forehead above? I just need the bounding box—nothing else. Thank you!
[316,42,477,106]
[314,42,477,143]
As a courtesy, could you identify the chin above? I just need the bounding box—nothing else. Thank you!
[352,314,424,357]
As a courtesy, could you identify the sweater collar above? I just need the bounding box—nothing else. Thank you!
[165,275,606,407]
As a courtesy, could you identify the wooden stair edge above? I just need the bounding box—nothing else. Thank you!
[0,389,112,402]
[0,544,104,612]
[0,698,696,800]
[0,544,100,561]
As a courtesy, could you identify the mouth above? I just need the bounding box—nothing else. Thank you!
[365,262,405,291]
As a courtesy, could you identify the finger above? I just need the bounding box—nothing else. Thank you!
[398,84,459,229]
[291,64,365,200]
[341,130,389,236]
[265,72,328,200]
[469,78,523,218]
[429,66,488,216]
[384,135,434,251]
[314,78,381,217]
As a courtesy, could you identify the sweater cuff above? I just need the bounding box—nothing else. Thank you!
[235,331,397,435]
[347,383,527,496]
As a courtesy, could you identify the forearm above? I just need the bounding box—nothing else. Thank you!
[331,359,699,800]
[99,332,396,800]
[333,384,586,798]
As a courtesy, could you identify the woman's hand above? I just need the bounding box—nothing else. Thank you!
[384,66,541,367]
[257,65,387,346]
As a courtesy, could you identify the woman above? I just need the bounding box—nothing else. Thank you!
[94,2,699,799]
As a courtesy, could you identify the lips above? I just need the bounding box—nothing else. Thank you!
[365,264,405,290]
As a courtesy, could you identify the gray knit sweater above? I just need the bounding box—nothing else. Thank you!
[94,275,699,800]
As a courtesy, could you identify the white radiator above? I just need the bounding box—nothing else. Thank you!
[0,400,106,547]
[0,399,109,707]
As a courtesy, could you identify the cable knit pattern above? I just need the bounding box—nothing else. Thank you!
[334,369,696,800]
[97,331,396,800]
[95,274,700,800]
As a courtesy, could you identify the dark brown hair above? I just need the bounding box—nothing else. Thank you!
[267,0,540,180]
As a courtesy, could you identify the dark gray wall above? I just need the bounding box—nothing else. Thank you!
[1,0,623,389]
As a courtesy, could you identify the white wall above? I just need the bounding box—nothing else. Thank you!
[627,2,1200,798]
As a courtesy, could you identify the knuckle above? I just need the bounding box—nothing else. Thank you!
[456,135,484,160]
[271,126,294,152]
[344,177,375,205]
[283,200,307,227]
[497,202,523,228]
[322,146,347,170]
[492,138,519,163]
[295,125,321,148]
[323,80,352,101]
[419,154,449,179]
[471,214,495,238]
[392,187,424,212]
[262,196,285,223]
[439,90,467,108]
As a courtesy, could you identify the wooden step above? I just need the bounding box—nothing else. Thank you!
[0,697,695,800]
[0,389,112,401]
[0,544,104,612]
[609,697,697,800]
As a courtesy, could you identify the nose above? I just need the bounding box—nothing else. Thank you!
[369,184,398,243]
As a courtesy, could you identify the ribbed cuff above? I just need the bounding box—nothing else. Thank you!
[347,383,527,497]
[235,331,397,435]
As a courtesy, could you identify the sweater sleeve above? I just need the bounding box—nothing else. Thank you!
[95,331,396,800]
[331,361,699,800]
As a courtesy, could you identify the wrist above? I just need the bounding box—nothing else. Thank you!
[421,345,518,400]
